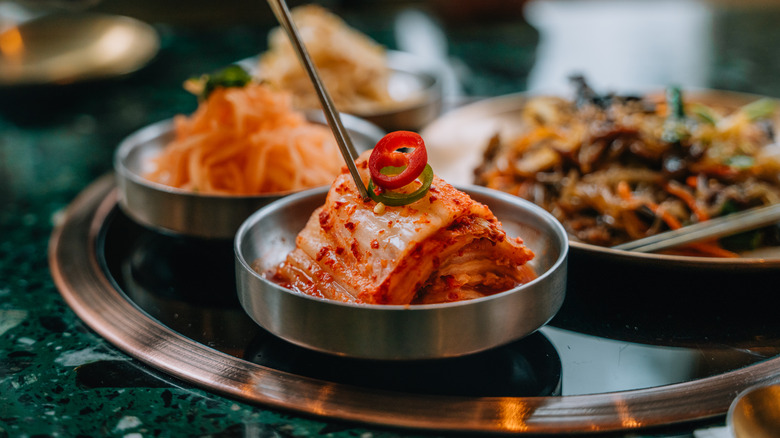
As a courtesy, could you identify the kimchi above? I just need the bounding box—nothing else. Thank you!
[265,152,535,305]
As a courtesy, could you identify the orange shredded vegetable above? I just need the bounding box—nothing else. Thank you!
[617,180,738,257]
[664,181,709,222]
[145,83,343,195]
[617,180,681,229]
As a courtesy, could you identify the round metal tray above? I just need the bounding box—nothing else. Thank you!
[49,175,780,435]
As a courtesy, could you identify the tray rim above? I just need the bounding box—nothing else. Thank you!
[49,175,780,435]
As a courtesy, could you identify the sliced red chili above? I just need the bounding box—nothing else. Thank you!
[368,131,428,190]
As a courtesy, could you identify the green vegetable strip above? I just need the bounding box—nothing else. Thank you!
[740,98,777,121]
[368,164,433,206]
[662,86,688,144]
[187,65,253,100]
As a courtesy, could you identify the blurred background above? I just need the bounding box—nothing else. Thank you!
[4,0,780,249]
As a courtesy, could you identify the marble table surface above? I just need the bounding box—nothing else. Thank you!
[3,1,780,436]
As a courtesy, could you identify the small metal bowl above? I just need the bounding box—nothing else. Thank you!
[358,50,443,132]
[235,185,568,360]
[114,111,385,240]
[238,50,443,132]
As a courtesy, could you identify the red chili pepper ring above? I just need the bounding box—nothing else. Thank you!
[368,131,428,190]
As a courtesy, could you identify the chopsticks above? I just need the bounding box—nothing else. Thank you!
[265,0,371,201]
[612,202,780,253]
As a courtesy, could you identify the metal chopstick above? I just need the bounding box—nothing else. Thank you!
[612,202,780,253]
[266,0,370,201]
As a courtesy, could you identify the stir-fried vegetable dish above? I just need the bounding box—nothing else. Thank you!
[474,77,780,256]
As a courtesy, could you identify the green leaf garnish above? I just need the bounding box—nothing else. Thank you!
[184,65,253,100]
[720,229,764,252]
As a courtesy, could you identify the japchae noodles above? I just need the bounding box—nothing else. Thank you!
[474,77,780,257]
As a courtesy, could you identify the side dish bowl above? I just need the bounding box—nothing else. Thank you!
[359,50,444,131]
[234,185,568,360]
[115,111,385,240]
[238,50,443,132]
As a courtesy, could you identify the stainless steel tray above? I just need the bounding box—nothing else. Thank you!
[49,175,780,435]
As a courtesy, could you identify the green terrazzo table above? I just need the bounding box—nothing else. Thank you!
[3,1,780,436]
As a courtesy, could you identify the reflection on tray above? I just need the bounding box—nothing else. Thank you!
[99,208,563,397]
[100,209,260,357]
[245,329,562,398]
[99,206,780,397]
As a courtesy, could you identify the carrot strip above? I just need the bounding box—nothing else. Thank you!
[617,180,681,229]
[619,181,738,257]
[690,242,739,258]
[664,181,709,222]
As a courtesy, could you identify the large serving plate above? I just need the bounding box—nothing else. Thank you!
[50,175,780,435]
[422,91,780,307]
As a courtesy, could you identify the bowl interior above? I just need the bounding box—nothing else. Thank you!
[118,112,385,193]
[241,186,566,287]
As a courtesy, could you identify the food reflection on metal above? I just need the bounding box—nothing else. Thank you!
[265,0,369,201]
[614,203,780,253]
[0,13,159,86]
[0,26,23,59]
[244,329,562,397]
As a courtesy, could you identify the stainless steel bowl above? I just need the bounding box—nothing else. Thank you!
[235,185,568,360]
[238,50,443,132]
[114,111,385,240]
[358,50,443,132]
